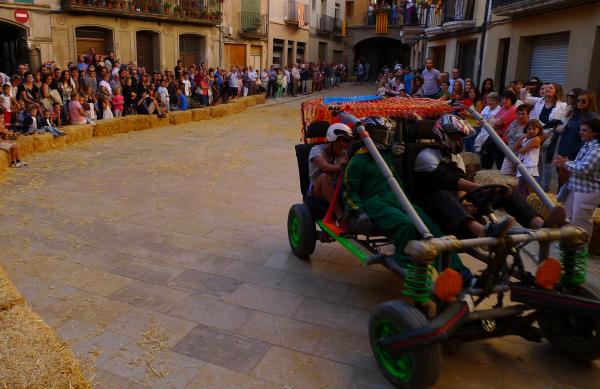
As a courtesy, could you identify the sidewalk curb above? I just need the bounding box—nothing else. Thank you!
[249,82,354,108]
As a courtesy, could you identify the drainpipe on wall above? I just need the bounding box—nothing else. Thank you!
[476,0,492,87]
[218,1,224,67]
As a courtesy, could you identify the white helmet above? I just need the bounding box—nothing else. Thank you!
[326,123,353,142]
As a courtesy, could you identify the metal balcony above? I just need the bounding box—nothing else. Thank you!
[239,11,267,39]
[62,0,222,26]
[317,14,335,34]
[492,0,597,17]
[363,7,427,26]
[425,0,476,36]
[284,0,309,26]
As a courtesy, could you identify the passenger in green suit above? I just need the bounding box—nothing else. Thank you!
[343,117,470,279]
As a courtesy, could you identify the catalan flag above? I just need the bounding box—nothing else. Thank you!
[341,20,347,37]
[375,11,388,34]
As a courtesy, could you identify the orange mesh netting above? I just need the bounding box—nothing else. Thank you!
[302,97,454,127]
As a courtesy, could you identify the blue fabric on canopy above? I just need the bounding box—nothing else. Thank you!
[322,95,383,104]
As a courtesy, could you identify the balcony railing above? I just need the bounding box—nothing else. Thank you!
[425,0,475,30]
[62,0,222,25]
[239,11,267,37]
[317,14,335,33]
[284,0,309,26]
[492,0,592,17]
[364,7,427,27]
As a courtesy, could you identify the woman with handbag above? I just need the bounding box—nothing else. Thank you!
[554,118,600,241]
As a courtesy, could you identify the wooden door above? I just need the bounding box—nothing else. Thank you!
[225,44,246,70]
[136,31,155,72]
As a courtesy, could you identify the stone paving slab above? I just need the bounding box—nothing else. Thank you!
[1,86,599,388]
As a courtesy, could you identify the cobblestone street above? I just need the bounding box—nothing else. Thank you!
[1,86,599,388]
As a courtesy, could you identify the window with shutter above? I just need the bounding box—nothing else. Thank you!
[529,33,570,85]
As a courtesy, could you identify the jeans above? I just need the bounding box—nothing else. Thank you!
[302,79,312,94]
[43,126,64,136]
[199,94,208,106]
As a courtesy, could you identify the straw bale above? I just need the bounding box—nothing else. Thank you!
[245,95,257,107]
[0,266,24,310]
[591,210,600,255]
[120,115,144,132]
[255,94,266,105]
[527,193,558,219]
[32,133,56,153]
[52,133,68,150]
[156,117,171,128]
[226,101,243,114]
[191,108,211,121]
[62,124,93,144]
[136,114,159,130]
[209,105,228,118]
[15,136,34,156]
[461,152,480,181]
[93,118,123,137]
[0,304,90,388]
[168,110,192,125]
[0,151,9,172]
[473,169,518,187]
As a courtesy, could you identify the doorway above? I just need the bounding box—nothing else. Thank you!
[0,21,28,75]
[76,27,113,60]
[136,30,160,72]
[354,37,410,78]
[179,34,206,68]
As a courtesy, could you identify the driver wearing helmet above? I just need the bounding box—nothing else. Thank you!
[344,116,470,277]
[414,114,548,237]
[307,123,353,221]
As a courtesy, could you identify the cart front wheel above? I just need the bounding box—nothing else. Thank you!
[369,301,441,389]
[287,204,316,259]
[540,282,600,361]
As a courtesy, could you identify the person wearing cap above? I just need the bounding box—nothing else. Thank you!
[307,123,353,221]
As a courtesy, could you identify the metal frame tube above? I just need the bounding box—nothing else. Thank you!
[337,111,433,239]
[466,106,555,210]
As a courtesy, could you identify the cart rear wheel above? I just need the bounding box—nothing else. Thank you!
[369,301,441,389]
[287,204,316,259]
[541,283,600,361]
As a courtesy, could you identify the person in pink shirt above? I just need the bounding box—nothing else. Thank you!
[112,87,124,117]
[67,92,86,125]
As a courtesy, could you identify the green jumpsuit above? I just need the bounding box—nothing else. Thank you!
[344,147,467,272]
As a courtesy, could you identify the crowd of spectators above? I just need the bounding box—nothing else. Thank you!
[370,57,599,240]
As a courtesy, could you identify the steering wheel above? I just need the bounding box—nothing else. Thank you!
[460,184,512,209]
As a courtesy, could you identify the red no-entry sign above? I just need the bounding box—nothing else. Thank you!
[14,9,29,24]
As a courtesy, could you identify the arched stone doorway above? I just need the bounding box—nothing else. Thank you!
[0,21,28,75]
[179,34,206,67]
[136,30,160,72]
[75,26,114,61]
[354,37,410,79]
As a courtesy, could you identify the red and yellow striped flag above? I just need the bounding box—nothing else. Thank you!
[341,20,347,37]
[375,11,388,34]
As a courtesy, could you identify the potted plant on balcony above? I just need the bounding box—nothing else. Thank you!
[173,4,181,16]
[142,0,149,12]
[163,1,172,14]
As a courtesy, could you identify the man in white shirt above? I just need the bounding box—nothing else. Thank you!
[291,64,300,97]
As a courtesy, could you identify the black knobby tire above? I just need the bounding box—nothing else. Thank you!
[369,301,442,389]
[540,282,600,361]
[287,204,317,259]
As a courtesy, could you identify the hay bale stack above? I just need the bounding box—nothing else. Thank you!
[94,119,117,137]
[591,210,600,255]
[0,151,9,172]
[0,305,90,388]
[255,94,266,105]
[226,100,243,114]
[156,116,170,128]
[62,124,93,144]
[32,133,56,153]
[209,104,229,118]
[15,136,34,156]
[245,96,257,107]
[527,193,558,219]
[121,115,147,132]
[168,110,192,125]
[191,108,211,121]
[461,152,480,181]
[473,169,518,187]
[136,114,159,130]
[0,267,24,310]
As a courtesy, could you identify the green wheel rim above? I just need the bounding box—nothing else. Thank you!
[373,320,414,381]
[289,213,300,249]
